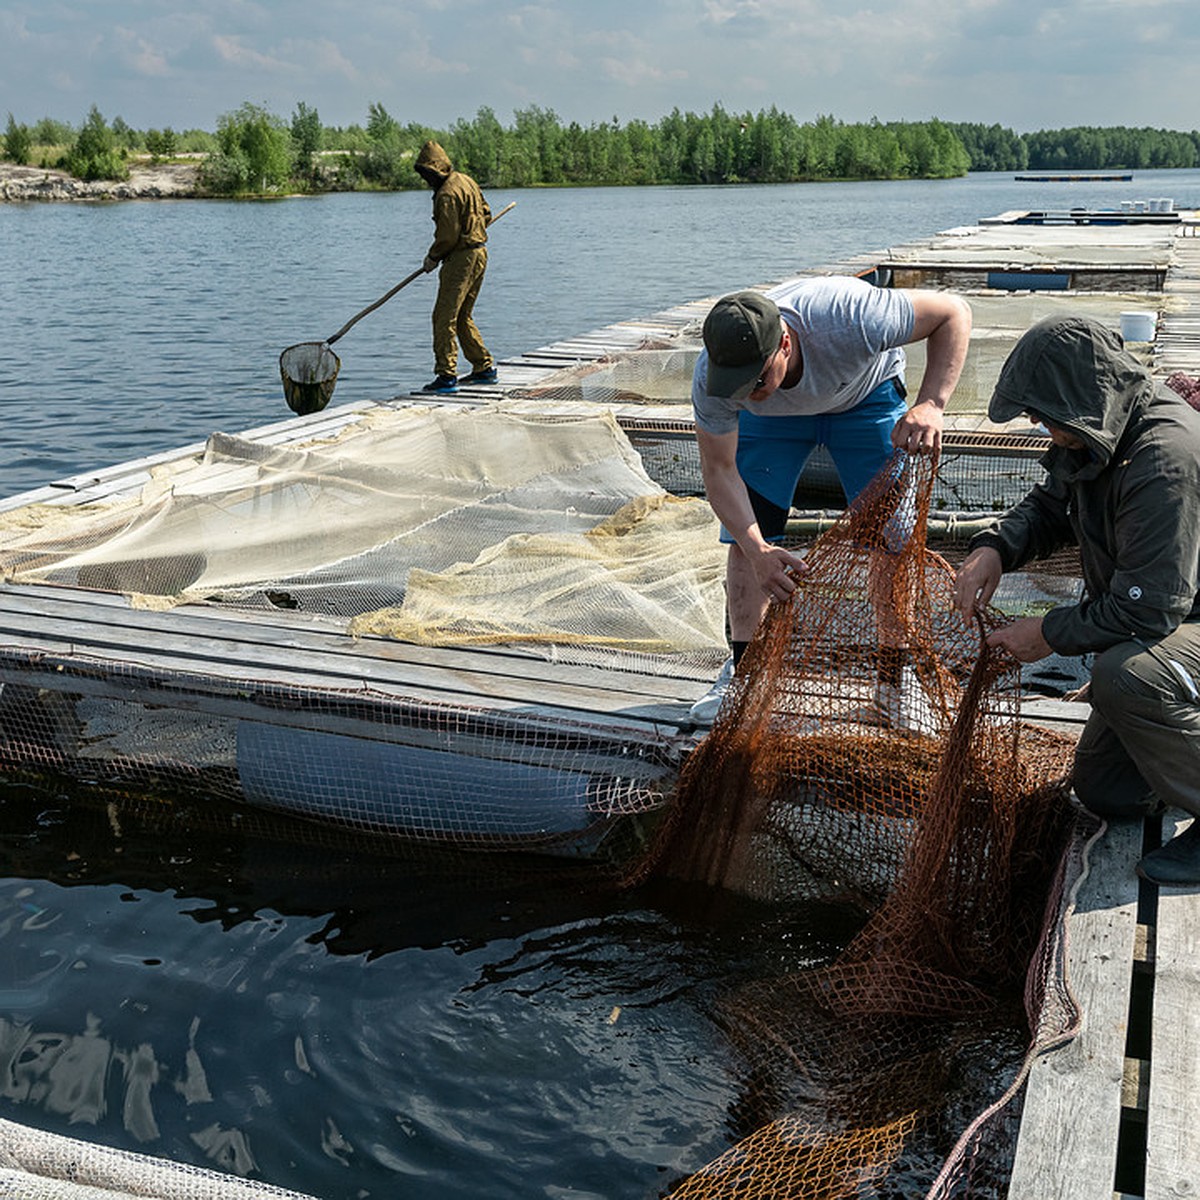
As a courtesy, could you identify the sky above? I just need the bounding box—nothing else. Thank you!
[1,0,1197,136]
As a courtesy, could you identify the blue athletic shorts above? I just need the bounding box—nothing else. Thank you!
[720,376,907,544]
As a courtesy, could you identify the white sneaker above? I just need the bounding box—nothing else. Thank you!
[874,666,938,735]
[688,657,735,724]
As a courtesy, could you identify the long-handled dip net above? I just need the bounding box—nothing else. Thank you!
[626,449,1081,1198]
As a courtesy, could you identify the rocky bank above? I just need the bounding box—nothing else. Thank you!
[0,160,201,202]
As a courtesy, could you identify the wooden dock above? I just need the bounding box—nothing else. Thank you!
[1009,811,1200,1199]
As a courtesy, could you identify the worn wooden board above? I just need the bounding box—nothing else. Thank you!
[1144,812,1200,1200]
[1008,818,1143,1200]
[0,582,708,733]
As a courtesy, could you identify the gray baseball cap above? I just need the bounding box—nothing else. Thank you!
[702,291,783,400]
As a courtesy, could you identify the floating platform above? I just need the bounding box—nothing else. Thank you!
[986,208,1179,228]
[1015,173,1134,182]
[9,211,1200,854]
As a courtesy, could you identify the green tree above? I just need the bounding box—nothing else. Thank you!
[4,113,32,164]
[32,116,73,148]
[654,108,687,182]
[291,101,323,177]
[948,123,1027,172]
[366,102,399,143]
[449,107,504,184]
[177,128,218,154]
[201,102,291,194]
[624,118,658,184]
[360,102,422,187]
[110,115,140,150]
[144,127,178,161]
[62,105,128,181]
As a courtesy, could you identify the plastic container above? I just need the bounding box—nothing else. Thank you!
[1120,311,1156,342]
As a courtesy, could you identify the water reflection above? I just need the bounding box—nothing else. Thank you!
[0,779,858,1196]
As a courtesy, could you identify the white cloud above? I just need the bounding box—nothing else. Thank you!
[113,27,170,77]
[212,33,287,72]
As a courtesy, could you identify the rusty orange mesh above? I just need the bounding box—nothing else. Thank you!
[667,1112,918,1199]
[626,449,1079,1198]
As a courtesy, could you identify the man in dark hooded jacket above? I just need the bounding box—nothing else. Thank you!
[954,314,1200,885]
[413,140,496,394]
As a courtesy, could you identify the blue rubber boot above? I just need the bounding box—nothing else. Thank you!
[460,366,499,385]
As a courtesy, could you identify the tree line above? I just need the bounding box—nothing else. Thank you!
[948,122,1200,172]
[5,103,1200,195]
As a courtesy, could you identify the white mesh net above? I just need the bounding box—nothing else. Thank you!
[0,404,727,674]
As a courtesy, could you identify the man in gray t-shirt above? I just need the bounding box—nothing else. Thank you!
[687,275,972,723]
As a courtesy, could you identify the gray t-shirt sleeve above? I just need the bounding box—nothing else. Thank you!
[692,350,741,436]
[691,278,915,435]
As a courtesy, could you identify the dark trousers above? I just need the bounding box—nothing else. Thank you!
[1073,621,1200,816]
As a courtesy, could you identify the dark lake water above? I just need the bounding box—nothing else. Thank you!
[2,169,1199,1198]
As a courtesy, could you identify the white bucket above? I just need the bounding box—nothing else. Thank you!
[1120,311,1156,342]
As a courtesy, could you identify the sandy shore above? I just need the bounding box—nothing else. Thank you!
[0,160,201,202]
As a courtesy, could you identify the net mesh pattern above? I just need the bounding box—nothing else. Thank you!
[0,404,730,674]
[0,669,681,856]
[510,345,1077,524]
[0,1116,317,1198]
[622,450,1081,1198]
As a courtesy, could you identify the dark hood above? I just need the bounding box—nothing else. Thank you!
[414,140,453,180]
[988,314,1157,469]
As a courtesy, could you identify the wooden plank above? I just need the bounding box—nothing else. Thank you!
[0,579,1091,737]
[0,584,708,733]
[1144,812,1200,1199]
[0,642,695,745]
[1008,818,1143,1200]
[0,615,700,729]
[0,583,708,699]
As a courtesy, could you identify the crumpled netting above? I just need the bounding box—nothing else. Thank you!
[624,450,1081,1198]
[0,1116,317,1199]
[349,491,726,656]
[0,404,728,675]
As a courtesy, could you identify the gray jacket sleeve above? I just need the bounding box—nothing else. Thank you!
[968,476,1076,574]
[1042,455,1200,654]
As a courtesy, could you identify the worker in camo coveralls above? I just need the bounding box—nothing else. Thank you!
[954,314,1200,886]
[414,140,496,394]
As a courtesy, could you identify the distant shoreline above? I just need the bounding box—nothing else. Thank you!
[0,161,201,202]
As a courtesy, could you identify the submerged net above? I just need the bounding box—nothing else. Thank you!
[625,449,1079,1198]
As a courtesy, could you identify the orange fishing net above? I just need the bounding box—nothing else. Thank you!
[627,449,1079,1198]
